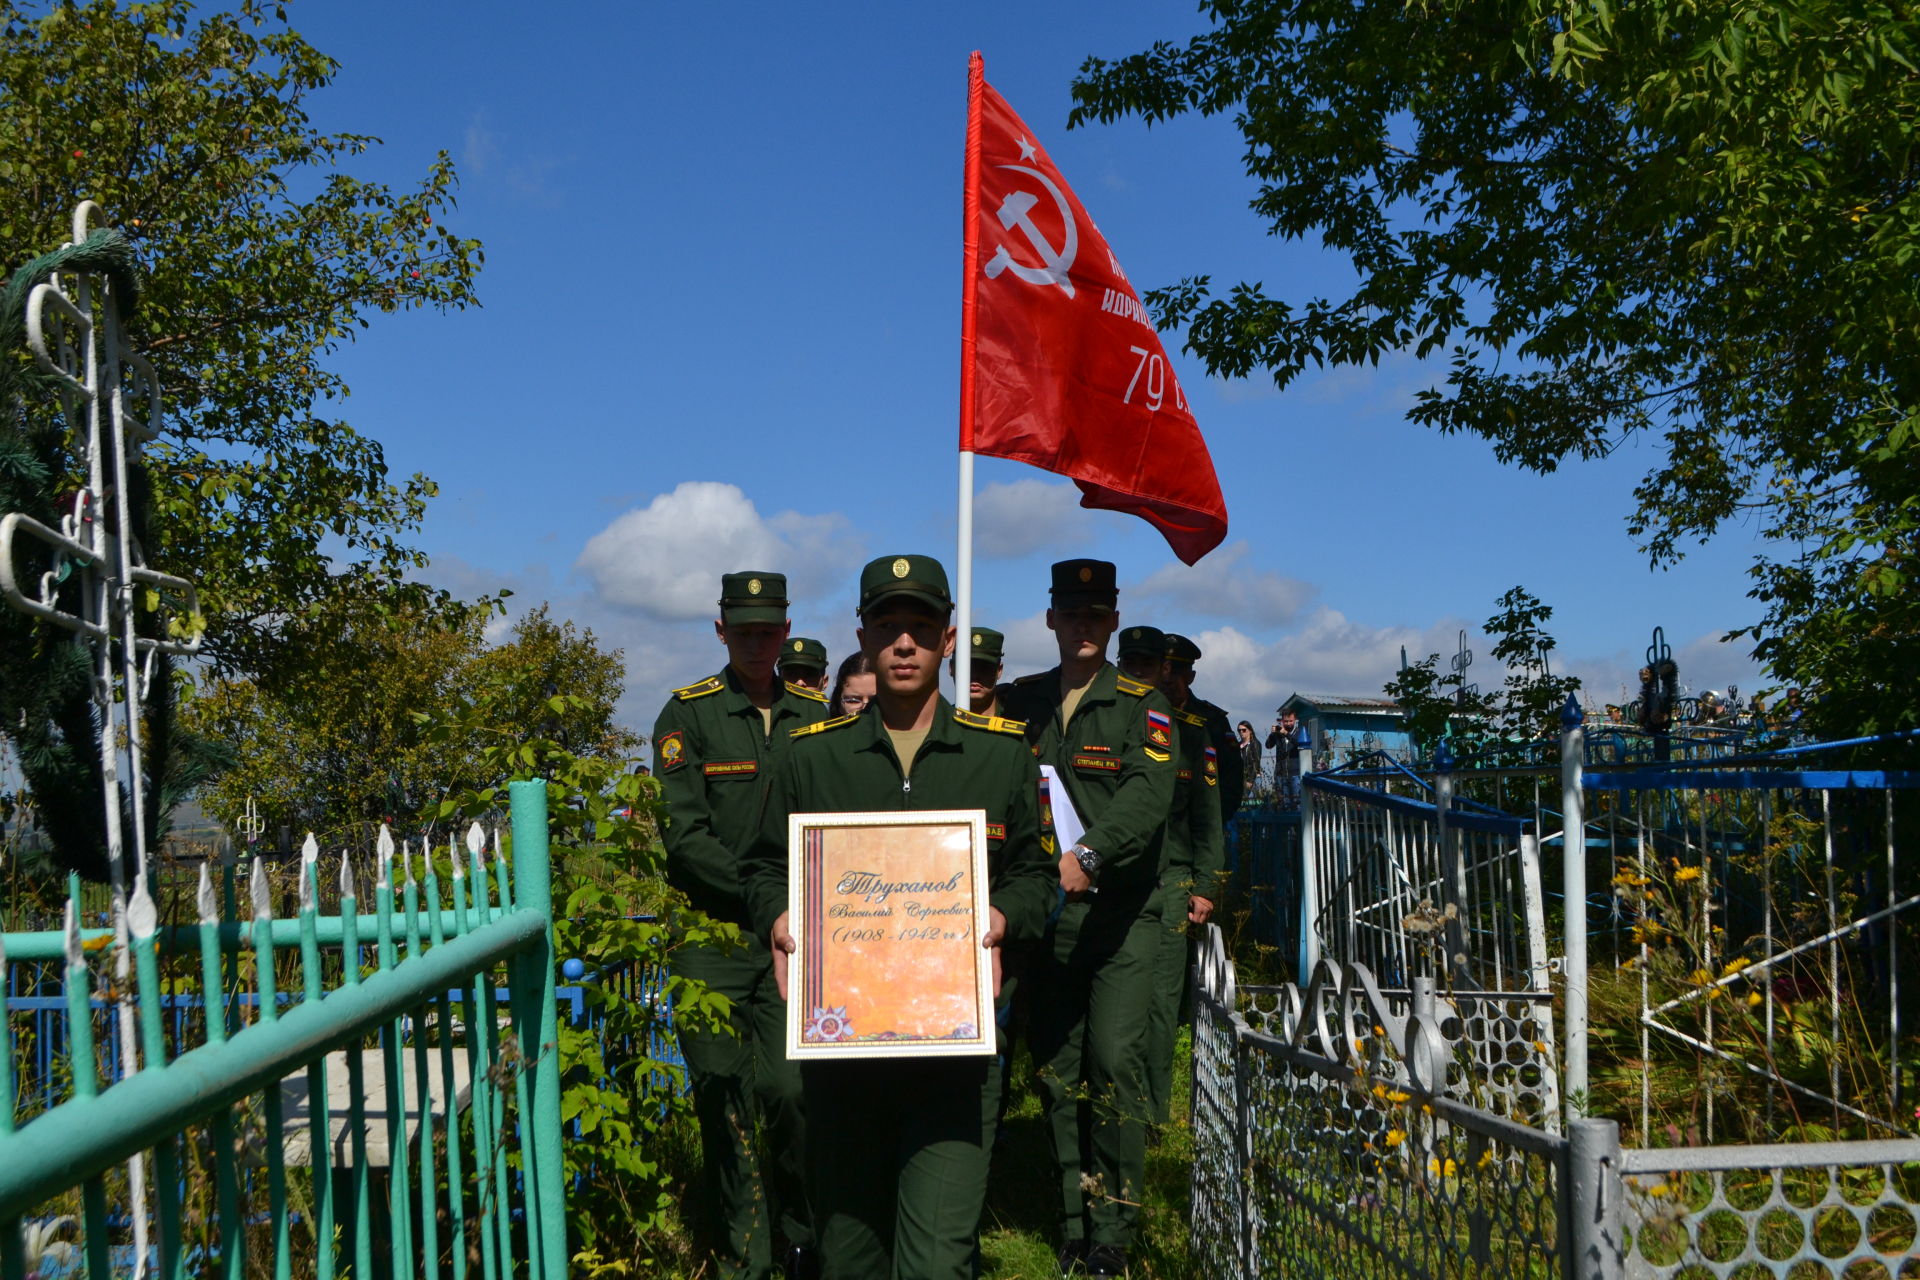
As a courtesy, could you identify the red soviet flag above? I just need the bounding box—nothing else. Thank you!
[958,52,1227,565]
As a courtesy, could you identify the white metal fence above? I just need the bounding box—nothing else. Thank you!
[1200,712,1920,1278]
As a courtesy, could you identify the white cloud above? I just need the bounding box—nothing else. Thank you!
[970,478,1102,559]
[575,481,862,621]
[1130,541,1315,627]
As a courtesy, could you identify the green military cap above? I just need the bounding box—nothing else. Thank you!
[1051,558,1118,611]
[967,626,1005,664]
[718,570,788,624]
[782,636,828,674]
[1117,624,1168,658]
[1165,633,1203,665]
[857,554,952,617]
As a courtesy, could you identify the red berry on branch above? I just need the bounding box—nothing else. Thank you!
[72,149,84,159]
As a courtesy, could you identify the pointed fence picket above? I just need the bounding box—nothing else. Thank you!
[0,780,566,1280]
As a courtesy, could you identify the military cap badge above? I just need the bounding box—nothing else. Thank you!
[892,557,911,578]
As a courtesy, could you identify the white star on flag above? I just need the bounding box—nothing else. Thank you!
[1016,136,1037,161]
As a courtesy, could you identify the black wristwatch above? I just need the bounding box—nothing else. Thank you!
[1070,844,1102,881]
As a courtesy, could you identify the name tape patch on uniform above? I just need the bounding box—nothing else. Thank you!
[703,760,758,778]
[1072,754,1121,772]
[657,730,687,772]
[1146,708,1172,749]
[986,822,1006,841]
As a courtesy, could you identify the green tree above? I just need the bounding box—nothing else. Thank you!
[188,604,637,851]
[1071,0,1920,738]
[1481,585,1582,743]
[1387,586,1580,760]
[0,0,485,684]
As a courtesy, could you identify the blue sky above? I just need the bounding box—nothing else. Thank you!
[290,1,1767,733]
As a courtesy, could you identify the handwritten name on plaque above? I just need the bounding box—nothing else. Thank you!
[787,810,994,1060]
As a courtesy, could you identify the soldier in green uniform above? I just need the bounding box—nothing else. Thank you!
[1137,632,1228,1130]
[743,555,1057,1280]
[998,561,1177,1279]
[948,625,1005,716]
[1165,633,1244,825]
[654,572,828,1280]
[780,636,831,692]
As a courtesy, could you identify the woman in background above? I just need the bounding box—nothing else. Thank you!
[827,649,876,719]
[1236,720,1261,802]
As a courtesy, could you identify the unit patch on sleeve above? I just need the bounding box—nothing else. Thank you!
[1204,746,1220,786]
[656,730,687,772]
[1145,708,1172,750]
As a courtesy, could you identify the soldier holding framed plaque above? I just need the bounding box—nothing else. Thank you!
[744,554,1056,1280]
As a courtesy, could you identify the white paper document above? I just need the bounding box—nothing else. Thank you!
[1038,764,1085,851]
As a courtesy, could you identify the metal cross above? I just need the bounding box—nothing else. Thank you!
[1645,625,1671,670]
[1451,629,1478,705]
[0,204,204,1276]
[0,202,203,896]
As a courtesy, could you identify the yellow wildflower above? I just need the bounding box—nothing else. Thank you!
[1534,1040,1549,1053]
[1746,990,1764,1007]
[1720,958,1748,978]
[1385,1129,1407,1148]
[1647,1183,1671,1198]
[1372,1083,1389,1099]
[1674,866,1703,883]
[1428,1157,1458,1177]
[1387,1089,1411,1104]
[1688,968,1714,986]
[1478,1150,1495,1169]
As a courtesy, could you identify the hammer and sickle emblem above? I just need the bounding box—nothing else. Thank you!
[983,165,1078,298]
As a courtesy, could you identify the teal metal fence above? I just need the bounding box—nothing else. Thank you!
[0,779,566,1280]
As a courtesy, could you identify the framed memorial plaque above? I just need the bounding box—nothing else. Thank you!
[786,809,994,1060]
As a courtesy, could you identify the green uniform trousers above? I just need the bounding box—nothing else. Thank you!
[1143,877,1194,1126]
[672,936,809,1280]
[1028,885,1160,1247]
[802,1055,1000,1279]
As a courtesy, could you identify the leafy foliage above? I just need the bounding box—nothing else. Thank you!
[187,605,636,851]
[422,701,733,1264]
[1386,585,1581,760]
[1071,0,1920,738]
[0,0,486,684]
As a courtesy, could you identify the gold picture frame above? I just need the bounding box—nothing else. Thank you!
[785,809,995,1060]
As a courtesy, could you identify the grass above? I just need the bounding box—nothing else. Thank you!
[622,1031,1201,1278]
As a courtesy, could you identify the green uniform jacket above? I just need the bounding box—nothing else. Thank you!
[653,668,830,925]
[998,663,1176,894]
[742,700,1059,946]
[1189,695,1245,825]
[1168,707,1229,902]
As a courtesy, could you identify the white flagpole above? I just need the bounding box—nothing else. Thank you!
[955,449,975,704]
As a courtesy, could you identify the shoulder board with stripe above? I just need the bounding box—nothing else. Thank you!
[1176,708,1208,727]
[954,709,1027,736]
[792,714,860,739]
[672,676,725,702]
[1114,674,1154,698]
[784,680,828,703]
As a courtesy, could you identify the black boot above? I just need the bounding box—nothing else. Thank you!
[1056,1239,1089,1276]
[782,1243,821,1280]
[1083,1243,1129,1277]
